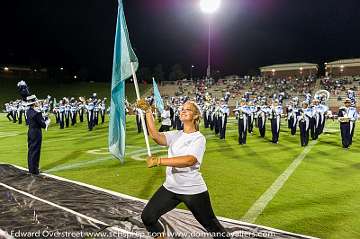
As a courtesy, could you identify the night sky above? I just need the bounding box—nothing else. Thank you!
[1,0,360,81]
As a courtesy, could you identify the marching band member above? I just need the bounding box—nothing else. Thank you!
[298,101,312,147]
[347,89,356,105]
[17,100,25,124]
[209,102,216,131]
[59,100,65,129]
[175,104,183,130]
[70,99,78,126]
[304,92,312,105]
[11,102,18,123]
[247,101,256,134]
[311,99,321,140]
[53,104,60,124]
[100,98,107,124]
[5,103,13,121]
[214,104,220,136]
[219,99,230,139]
[78,97,86,123]
[203,103,210,128]
[287,98,299,136]
[235,99,249,145]
[94,99,100,126]
[257,100,268,138]
[64,98,70,128]
[338,98,358,149]
[134,106,142,133]
[25,95,50,175]
[269,99,283,144]
[159,105,172,132]
[86,99,95,131]
[313,99,329,137]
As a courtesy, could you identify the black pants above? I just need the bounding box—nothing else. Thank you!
[310,118,316,140]
[101,112,105,124]
[288,117,293,129]
[141,186,229,239]
[6,112,12,121]
[258,117,266,138]
[204,112,209,128]
[299,121,309,146]
[219,115,227,139]
[12,111,17,123]
[79,111,84,122]
[214,117,220,135]
[59,113,65,129]
[136,115,142,133]
[238,119,247,144]
[28,129,42,175]
[18,111,23,124]
[247,116,254,133]
[340,123,351,148]
[271,118,280,143]
[65,114,70,128]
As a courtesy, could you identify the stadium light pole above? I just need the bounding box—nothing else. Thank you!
[200,0,221,80]
[191,65,195,81]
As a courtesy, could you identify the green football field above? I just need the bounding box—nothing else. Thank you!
[0,113,359,239]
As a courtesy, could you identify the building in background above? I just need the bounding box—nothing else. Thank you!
[325,58,360,77]
[260,63,318,78]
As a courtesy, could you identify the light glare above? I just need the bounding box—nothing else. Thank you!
[200,0,221,14]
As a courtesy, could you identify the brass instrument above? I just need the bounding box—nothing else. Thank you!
[314,90,330,103]
[338,117,350,123]
[79,96,86,103]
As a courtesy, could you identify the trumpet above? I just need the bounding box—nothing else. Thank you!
[338,116,350,123]
[79,96,86,103]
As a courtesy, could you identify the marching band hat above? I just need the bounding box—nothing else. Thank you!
[344,98,351,103]
[25,95,38,106]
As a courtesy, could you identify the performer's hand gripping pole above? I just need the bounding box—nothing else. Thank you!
[131,62,152,157]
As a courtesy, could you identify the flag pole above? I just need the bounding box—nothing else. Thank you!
[130,62,152,157]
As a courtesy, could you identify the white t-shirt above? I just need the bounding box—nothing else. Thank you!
[162,130,207,195]
[161,110,172,126]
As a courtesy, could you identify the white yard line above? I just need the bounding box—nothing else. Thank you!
[242,140,318,223]
[44,156,114,173]
[45,145,166,172]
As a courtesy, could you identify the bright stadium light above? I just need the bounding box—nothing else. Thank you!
[200,0,221,14]
[4,67,9,71]
[200,0,221,80]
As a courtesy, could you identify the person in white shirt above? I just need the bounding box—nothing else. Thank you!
[159,105,171,132]
[137,99,229,239]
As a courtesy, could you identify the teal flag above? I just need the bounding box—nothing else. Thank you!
[152,78,164,113]
[53,98,57,108]
[109,0,139,161]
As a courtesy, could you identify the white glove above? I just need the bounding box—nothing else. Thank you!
[45,119,51,131]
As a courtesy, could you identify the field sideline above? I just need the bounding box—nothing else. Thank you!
[0,113,359,238]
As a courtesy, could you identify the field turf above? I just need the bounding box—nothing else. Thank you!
[0,114,359,239]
